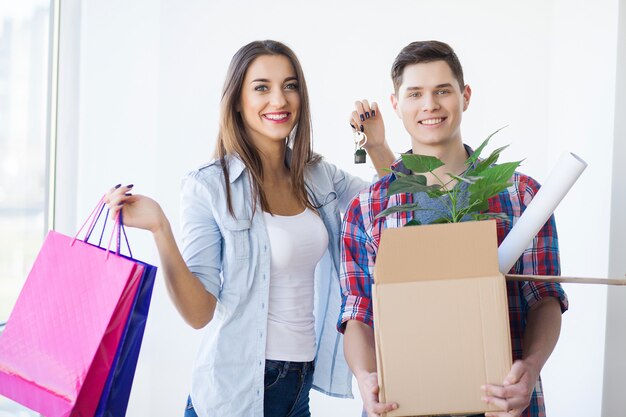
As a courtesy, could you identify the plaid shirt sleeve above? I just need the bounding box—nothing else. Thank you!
[337,193,377,333]
[514,176,569,313]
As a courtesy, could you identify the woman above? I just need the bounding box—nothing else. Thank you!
[106,40,393,417]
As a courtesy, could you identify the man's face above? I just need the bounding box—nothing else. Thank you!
[391,60,471,149]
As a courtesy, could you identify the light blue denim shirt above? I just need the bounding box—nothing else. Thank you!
[180,153,368,417]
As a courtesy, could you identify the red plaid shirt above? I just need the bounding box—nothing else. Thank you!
[338,154,568,417]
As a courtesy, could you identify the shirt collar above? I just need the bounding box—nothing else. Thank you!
[224,154,247,184]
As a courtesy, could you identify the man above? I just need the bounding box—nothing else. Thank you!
[338,40,568,417]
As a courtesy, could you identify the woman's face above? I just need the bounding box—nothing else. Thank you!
[239,54,300,148]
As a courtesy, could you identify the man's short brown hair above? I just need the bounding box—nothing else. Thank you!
[391,40,465,92]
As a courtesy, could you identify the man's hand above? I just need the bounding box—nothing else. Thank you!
[356,371,398,417]
[481,359,540,417]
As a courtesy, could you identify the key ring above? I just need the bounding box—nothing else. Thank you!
[354,131,367,164]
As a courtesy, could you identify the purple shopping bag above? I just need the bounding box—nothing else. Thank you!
[94,259,157,417]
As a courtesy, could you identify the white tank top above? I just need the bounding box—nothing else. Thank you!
[263,207,329,362]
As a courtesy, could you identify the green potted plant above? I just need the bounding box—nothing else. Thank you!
[375,127,520,225]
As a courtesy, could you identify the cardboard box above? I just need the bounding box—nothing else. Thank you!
[373,220,511,416]
[373,219,626,417]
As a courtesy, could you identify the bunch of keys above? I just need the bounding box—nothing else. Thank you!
[354,130,367,164]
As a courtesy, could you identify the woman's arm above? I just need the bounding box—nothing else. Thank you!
[106,184,217,329]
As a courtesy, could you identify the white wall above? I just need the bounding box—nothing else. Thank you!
[539,1,618,416]
[603,0,626,415]
[55,1,623,416]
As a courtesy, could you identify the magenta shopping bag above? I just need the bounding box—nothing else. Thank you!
[0,198,146,417]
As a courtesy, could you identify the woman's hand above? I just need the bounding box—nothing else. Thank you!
[350,99,386,151]
[350,99,395,176]
[105,184,167,234]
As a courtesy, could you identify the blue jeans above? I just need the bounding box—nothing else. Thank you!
[184,359,314,417]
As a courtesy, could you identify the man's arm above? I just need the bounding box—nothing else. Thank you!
[339,195,398,417]
[483,178,568,417]
[482,297,562,417]
[344,320,398,417]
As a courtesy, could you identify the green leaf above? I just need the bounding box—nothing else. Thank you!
[471,145,510,175]
[474,161,521,186]
[374,202,431,219]
[430,217,452,224]
[448,173,478,185]
[426,188,446,198]
[455,198,490,222]
[387,175,432,196]
[404,219,422,227]
[473,199,490,213]
[401,154,444,173]
[471,212,511,222]
[468,181,512,206]
[466,125,508,166]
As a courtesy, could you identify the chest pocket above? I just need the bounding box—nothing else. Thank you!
[223,218,252,260]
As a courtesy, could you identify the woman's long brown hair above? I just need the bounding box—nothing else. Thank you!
[214,40,320,218]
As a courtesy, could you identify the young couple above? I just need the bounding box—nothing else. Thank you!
[106,40,567,417]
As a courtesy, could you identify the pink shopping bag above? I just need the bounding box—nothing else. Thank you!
[0,200,145,417]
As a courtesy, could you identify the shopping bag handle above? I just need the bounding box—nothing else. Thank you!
[104,209,133,260]
[74,195,106,242]
[71,195,133,260]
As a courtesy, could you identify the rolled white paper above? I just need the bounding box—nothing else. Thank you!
[498,152,587,274]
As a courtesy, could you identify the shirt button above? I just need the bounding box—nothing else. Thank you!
[261,302,265,309]
[264,245,268,252]
[259,361,263,366]
[263,274,267,280]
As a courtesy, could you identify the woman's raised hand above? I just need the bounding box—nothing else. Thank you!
[105,184,167,234]
[350,99,386,150]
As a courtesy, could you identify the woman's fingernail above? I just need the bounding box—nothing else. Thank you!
[350,123,356,129]
[365,111,370,119]
[124,193,132,197]
[359,114,365,122]
[117,202,124,206]
[360,125,364,132]
[372,109,376,117]
[114,184,121,189]
[126,184,134,189]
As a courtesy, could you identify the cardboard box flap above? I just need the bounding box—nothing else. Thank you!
[375,220,500,284]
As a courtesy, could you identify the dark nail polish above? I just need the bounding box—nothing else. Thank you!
[365,112,370,119]
[126,184,134,189]
[117,202,124,206]
[124,193,132,197]
[114,184,121,189]
[359,114,365,122]
[372,110,376,117]
[350,123,356,130]
[360,125,364,132]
